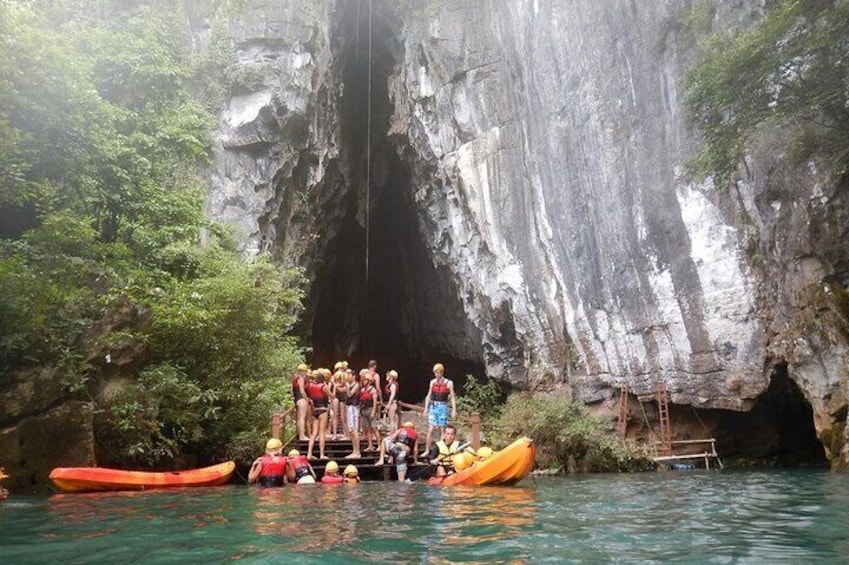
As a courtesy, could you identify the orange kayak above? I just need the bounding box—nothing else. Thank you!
[427,437,535,486]
[49,461,235,493]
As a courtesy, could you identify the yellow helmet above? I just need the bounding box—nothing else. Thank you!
[297,363,308,372]
[265,438,283,454]
[343,464,359,477]
[0,468,9,480]
[342,361,349,369]
[334,361,343,370]
[288,449,300,457]
[325,460,339,473]
[453,452,475,471]
[433,363,444,374]
[476,446,494,460]
[402,421,415,429]
[388,370,398,379]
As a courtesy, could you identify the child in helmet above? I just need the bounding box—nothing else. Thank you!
[321,460,344,484]
[342,464,361,484]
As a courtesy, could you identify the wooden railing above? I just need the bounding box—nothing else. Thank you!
[271,405,298,447]
[273,401,481,450]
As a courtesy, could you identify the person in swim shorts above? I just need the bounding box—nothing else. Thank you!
[421,363,456,457]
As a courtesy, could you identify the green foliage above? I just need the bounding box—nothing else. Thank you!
[456,374,503,421]
[684,0,849,187]
[0,1,305,468]
[491,393,655,473]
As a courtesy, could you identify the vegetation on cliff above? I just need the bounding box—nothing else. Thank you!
[456,378,653,472]
[684,0,849,187]
[0,1,304,468]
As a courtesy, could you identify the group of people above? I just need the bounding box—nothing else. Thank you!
[248,361,480,485]
[290,360,458,461]
[248,439,361,486]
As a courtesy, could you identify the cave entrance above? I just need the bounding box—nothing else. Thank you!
[302,1,484,401]
[707,363,827,467]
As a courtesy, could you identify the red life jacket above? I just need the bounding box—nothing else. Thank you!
[307,381,328,408]
[259,454,287,477]
[431,379,450,402]
[359,385,375,409]
[402,428,418,449]
[384,381,396,400]
[290,455,312,480]
[258,454,287,487]
[321,474,344,484]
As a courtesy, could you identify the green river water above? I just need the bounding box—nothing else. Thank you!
[2,470,848,563]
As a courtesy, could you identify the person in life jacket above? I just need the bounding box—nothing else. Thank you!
[306,369,332,460]
[343,368,362,459]
[292,363,310,441]
[384,370,399,432]
[425,424,475,477]
[329,363,346,440]
[421,363,457,458]
[342,464,361,484]
[367,359,383,406]
[248,438,288,487]
[359,372,380,452]
[376,421,419,481]
[320,460,344,484]
[286,449,317,484]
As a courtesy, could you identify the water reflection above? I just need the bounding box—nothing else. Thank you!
[3,472,849,563]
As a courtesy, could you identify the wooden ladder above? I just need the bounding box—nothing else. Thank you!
[656,382,672,455]
[616,384,629,441]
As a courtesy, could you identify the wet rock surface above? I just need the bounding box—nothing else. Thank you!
[195,1,848,465]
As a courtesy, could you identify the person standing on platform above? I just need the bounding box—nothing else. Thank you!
[368,359,384,407]
[344,369,362,459]
[292,364,310,441]
[359,371,379,452]
[384,370,399,432]
[421,363,456,458]
[329,363,345,440]
[306,369,332,460]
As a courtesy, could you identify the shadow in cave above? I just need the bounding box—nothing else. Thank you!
[704,363,827,467]
[301,1,484,401]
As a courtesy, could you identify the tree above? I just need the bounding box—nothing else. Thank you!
[684,0,849,187]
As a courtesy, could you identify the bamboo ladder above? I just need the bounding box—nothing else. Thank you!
[616,383,629,441]
[655,382,672,456]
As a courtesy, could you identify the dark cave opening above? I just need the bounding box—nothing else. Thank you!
[701,363,827,467]
[302,1,484,401]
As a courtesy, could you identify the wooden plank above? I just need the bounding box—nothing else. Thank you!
[652,452,716,462]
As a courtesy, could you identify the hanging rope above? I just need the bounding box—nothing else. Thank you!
[365,0,372,283]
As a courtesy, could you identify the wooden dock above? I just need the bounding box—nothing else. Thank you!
[651,439,724,470]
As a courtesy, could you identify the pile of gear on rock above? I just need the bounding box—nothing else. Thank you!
[248,360,493,486]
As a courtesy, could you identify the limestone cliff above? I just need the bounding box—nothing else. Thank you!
[196,1,848,466]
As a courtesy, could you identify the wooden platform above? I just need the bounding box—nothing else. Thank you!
[651,439,724,470]
[285,438,431,482]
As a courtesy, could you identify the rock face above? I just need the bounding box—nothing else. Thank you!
[197,1,848,465]
[0,297,151,492]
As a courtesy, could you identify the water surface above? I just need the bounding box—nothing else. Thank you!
[2,469,848,563]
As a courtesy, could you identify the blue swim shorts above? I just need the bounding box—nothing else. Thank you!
[428,402,449,428]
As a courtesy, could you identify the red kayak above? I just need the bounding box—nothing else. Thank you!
[49,461,235,493]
